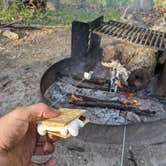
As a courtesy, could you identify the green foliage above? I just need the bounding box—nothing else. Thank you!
[162,0,166,6]
[60,0,133,8]
[0,0,122,25]
[155,0,166,7]
[21,8,121,25]
[0,1,32,21]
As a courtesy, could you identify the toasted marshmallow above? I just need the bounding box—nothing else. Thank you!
[83,71,93,80]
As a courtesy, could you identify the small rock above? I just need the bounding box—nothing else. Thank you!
[2,30,19,40]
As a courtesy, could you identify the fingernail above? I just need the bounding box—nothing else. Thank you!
[44,111,60,118]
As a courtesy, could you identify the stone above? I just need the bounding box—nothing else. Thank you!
[2,30,19,40]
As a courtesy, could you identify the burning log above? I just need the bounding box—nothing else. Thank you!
[70,94,141,106]
[103,41,157,90]
[70,100,156,116]
[72,75,131,92]
[71,94,83,102]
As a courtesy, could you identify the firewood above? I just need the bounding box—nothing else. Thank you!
[103,41,157,90]
[69,94,119,103]
[70,100,156,116]
[0,21,20,28]
[71,81,109,91]
[0,24,66,31]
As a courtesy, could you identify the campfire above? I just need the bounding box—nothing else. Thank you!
[42,16,165,126]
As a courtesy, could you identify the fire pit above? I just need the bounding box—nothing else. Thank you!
[40,16,166,145]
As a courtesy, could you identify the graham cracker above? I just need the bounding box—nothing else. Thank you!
[47,117,89,139]
[38,108,86,127]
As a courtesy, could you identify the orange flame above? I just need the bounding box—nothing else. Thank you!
[132,99,141,106]
[122,99,141,106]
[71,94,83,102]
[117,80,122,88]
[122,100,131,105]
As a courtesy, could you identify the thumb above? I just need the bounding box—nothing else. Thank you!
[26,103,60,120]
[30,157,56,166]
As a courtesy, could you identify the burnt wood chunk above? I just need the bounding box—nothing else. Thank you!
[71,81,109,91]
[70,100,155,116]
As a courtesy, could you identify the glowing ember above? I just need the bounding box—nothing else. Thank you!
[71,94,83,102]
[122,99,141,106]
[132,100,141,106]
[117,80,122,88]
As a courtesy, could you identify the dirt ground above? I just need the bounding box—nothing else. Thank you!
[0,29,166,166]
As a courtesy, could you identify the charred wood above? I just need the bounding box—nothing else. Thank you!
[70,100,156,116]
[70,94,119,103]
[71,81,109,91]
[72,75,132,92]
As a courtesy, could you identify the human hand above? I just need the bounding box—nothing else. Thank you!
[0,103,60,166]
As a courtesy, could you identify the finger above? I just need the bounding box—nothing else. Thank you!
[30,157,56,166]
[43,142,55,154]
[36,135,59,146]
[26,103,60,120]
[37,136,47,144]
[33,145,44,155]
[34,142,55,155]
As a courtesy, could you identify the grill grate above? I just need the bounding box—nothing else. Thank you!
[93,20,166,51]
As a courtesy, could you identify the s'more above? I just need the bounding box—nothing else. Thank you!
[37,108,89,138]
